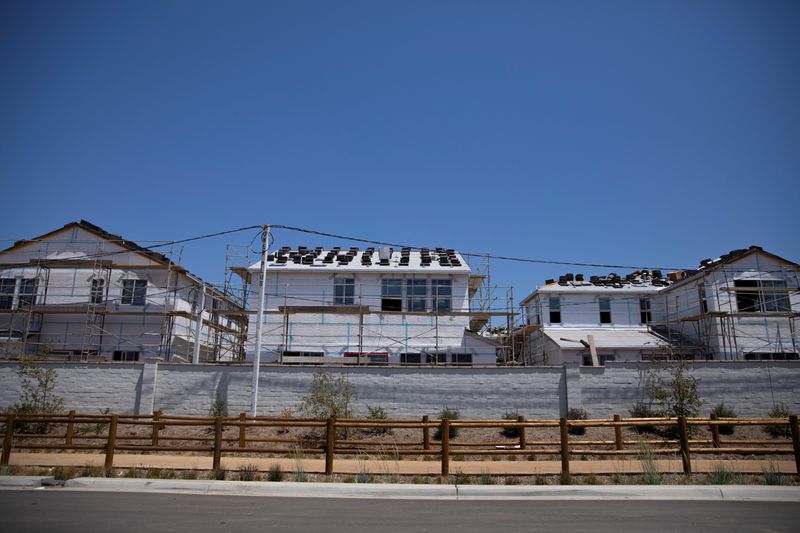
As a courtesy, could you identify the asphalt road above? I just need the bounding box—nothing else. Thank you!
[1,490,798,532]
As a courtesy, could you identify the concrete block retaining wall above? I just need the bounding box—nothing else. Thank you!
[0,361,797,419]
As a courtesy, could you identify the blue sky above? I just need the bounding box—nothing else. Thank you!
[1,0,798,305]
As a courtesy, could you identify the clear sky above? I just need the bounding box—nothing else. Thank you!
[1,0,798,308]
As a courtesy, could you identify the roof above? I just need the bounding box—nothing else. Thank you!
[248,246,471,274]
[543,328,669,350]
[0,220,239,306]
[520,271,670,306]
[664,245,800,291]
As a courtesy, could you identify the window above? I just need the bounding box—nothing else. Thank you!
[734,280,790,313]
[381,279,402,311]
[406,279,427,312]
[599,298,611,324]
[697,284,708,314]
[744,352,799,361]
[451,353,472,366]
[334,278,355,305]
[432,279,452,312]
[121,279,147,305]
[549,297,561,324]
[427,352,447,364]
[17,278,38,307]
[582,354,616,366]
[90,278,105,304]
[0,279,14,310]
[400,353,422,365]
[113,351,139,361]
[639,298,651,324]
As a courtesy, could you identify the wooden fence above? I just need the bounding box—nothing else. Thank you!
[2,412,798,480]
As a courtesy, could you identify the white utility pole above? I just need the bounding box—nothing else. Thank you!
[250,224,270,417]
[192,284,206,364]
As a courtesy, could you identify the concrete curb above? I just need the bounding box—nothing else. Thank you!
[0,475,55,487]
[61,478,800,501]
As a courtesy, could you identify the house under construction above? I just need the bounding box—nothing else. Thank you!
[0,221,247,362]
[231,244,516,366]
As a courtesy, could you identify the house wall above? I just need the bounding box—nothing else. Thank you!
[0,226,242,361]
[654,253,800,359]
[246,270,476,362]
[524,291,654,328]
[1,361,797,418]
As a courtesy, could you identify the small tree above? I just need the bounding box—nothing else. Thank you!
[297,371,356,419]
[642,360,702,438]
[9,358,65,433]
[648,360,702,419]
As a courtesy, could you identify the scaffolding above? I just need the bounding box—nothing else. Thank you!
[0,228,248,362]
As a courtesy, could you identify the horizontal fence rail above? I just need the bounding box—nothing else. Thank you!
[1,411,798,479]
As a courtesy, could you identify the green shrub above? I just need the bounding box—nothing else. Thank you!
[294,467,307,482]
[365,405,392,436]
[764,403,792,438]
[212,468,226,480]
[267,464,283,482]
[710,403,737,436]
[210,399,227,417]
[181,470,199,480]
[567,407,588,436]
[501,410,520,439]
[434,407,460,440]
[356,470,373,483]
[298,371,356,419]
[629,402,662,435]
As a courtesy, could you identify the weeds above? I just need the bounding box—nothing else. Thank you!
[638,441,662,485]
[504,476,521,485]
[267,464,283,482]
[356,470,373,483]
[294,467,307,482]
[237,464,260,481]
[478,471,493,485]
[181,470,199,480]
[211,468,226,481]
[707,463,737,485]
[762,461,786,486]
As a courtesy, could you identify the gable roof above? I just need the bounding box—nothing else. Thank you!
[0,220,237,305]
[665,246,799,291]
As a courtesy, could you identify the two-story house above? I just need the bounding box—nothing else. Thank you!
[519,271,676,365]
[235,245,497,366]
[652,246,799,360]
[0,221,246,362]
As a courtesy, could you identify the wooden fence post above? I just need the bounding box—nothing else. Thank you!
[441,419,450,477]
[65,410,76,446]
[678,416,691,476]
[422,415,430,451]
[151,410,161,447]
[710,413,720,448]
[559,417,570,483]
[238,412,247,449]
[518,415,527,450]
[104,415,118,471]
[613,414,623,450]
[212,416,223,471]
[1,414,15,467]
[789,415,800,475]
[325,416,336,476]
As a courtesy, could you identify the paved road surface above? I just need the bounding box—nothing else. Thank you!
[1,490,798,532]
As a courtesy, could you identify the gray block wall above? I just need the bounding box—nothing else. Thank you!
[0,361,798,419]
